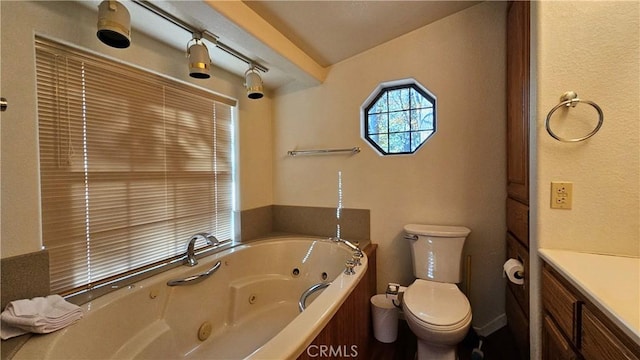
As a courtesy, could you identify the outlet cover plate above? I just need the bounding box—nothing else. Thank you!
[551,182,573,209]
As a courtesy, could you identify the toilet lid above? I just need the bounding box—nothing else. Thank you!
[404,224,471,237]
[403,280,471,327]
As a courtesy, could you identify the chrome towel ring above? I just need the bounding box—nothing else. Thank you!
[545,91,604,142]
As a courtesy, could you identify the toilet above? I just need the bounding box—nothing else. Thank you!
[401,224,472,360]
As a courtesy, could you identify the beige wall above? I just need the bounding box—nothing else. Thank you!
[535,1,640,256]
[2,0,516,335]
[273,2,507,332]
[530,3,639,357]
[0,1,273,258]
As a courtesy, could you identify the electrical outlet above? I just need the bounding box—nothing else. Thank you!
[551,182,573,209]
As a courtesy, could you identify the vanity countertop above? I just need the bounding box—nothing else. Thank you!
[539,248,640,345]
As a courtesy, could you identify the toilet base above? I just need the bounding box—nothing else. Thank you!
[416,339,457,360]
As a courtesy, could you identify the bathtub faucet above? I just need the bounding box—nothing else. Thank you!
[330,237,363,258]
[185,232,219,267]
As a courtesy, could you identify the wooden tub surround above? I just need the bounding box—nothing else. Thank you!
[298,244,377,360]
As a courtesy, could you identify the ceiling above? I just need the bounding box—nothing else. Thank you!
[81,1,480,90]
[242,1,480,68]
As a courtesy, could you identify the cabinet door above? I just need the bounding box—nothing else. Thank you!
[506,0,530,204]
[582,307,640,360]
[506,288,529,359]
[542,315,578,360]
[507,197,529,246]
[542,267,579,345]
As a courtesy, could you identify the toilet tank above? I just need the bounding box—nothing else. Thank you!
[404,224,471,283]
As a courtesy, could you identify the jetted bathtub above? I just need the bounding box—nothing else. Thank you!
[13,236,368,360]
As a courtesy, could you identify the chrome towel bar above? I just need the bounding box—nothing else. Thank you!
[287,147,360,157]
[166,261,221,286]
[298,282,331,312]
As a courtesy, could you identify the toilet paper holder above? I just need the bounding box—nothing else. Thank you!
[503,258,525,285]
[513,255,525,279]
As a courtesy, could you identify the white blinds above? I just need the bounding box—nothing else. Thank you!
[35,38,235,294]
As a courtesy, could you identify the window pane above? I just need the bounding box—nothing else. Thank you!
[388,88,411,112]
[411,88,434,109]
[389,132,410,153]
[389,110,410,132]
[368,113,388,134]
[368,93,388,114]
[369,134,388,153]
[411,108,435,130]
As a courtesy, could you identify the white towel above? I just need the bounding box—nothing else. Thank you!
[1,295,83,340]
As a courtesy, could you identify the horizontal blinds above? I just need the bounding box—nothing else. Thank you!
[36,38,234,294]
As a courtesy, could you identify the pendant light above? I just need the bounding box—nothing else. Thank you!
[187,33,211,79]
[97,0,131,48]
[244,65,264,99]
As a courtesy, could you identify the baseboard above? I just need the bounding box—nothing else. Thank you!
[473,313,507,337]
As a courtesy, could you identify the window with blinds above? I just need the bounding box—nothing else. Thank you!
[35,38,236,295]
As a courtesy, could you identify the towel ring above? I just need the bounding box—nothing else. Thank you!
[545,91,603,142]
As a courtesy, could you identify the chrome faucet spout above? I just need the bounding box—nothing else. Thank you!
[330,236,362,255]
[185,232,219,267]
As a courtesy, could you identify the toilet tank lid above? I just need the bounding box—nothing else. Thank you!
[404,224,471,237]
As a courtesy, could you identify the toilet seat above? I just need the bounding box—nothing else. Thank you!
[403,279,471,331]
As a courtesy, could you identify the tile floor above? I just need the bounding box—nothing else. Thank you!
[369,320,524,360]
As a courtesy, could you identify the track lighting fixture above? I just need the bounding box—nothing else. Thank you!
[244,66,264,100]
[187,34,212,79]
[98,1,269,97]
[97,0,131,49]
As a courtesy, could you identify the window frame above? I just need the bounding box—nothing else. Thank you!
[361,79,437,155]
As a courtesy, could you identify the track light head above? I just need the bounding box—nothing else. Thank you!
[244,67,264,99]
[187,36,211,79]
[97,0,131,49]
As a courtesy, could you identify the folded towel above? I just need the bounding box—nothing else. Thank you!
[1,295,83,340]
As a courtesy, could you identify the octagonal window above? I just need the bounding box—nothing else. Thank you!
[362,80,436,155]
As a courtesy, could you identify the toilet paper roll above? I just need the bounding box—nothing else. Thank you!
[503,258,524,285]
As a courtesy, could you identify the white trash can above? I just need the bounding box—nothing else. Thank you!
[370,294,398,343]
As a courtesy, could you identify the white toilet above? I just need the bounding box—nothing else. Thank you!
[402,224,472,360]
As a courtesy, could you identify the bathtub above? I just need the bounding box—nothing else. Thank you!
[13,236,368,360]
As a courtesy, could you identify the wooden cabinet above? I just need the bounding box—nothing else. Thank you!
[506,0,530,205]
[506,284,530,357]
[541,268,579,344]
[582,306,639,360]
[507,234,529,316]
[505,2,530,356]
[542,315,578,360]
[507,198,529,247]
[541,263,640,360]
[506,234,530,358]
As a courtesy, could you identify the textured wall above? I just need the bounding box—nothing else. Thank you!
[536,1,640,256]
[272,2,507,332]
